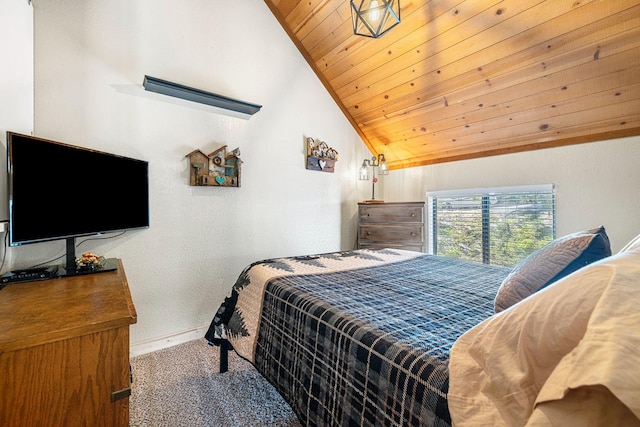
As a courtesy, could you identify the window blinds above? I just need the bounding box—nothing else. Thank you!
[427,185,555,267]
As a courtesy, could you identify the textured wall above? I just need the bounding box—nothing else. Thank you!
[14,0,371,346]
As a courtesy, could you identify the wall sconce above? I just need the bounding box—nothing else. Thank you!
[350,0,401,38]
[359,153,388,202]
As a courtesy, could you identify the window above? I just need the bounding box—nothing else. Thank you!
[427,185,555,267]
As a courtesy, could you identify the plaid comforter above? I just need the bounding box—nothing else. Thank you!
[205,249,510,426]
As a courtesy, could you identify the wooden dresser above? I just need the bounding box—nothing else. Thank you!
[0,260,137,427]
[358,202,425,252]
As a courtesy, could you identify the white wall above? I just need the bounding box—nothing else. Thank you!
[7,0,371,347]
[383,137,640,253]
[0,0,33,228]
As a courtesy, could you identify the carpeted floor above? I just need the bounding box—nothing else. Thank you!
[129,339,301,427]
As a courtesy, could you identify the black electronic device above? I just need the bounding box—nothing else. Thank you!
[6,131,150,276]
[1,265,59,284]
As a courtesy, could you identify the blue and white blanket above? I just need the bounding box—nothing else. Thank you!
[205,249,510,426]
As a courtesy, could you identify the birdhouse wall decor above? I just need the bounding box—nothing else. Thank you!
[306,137,338,173]
[185,145,242,187]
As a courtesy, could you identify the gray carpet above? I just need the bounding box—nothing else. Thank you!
[130,338,301,427]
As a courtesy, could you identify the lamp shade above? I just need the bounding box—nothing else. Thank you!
[351,0,401,38]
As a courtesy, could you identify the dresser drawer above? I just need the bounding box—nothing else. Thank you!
[359,204,423,224]
[359,242,425,252]
[358,224,424,244]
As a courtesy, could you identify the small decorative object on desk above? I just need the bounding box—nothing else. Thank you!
[76,252,106,271]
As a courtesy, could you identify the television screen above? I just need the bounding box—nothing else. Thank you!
[7,132,149,246]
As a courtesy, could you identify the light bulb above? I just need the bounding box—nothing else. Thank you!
[370,0,380,21]
[359,161,371,180]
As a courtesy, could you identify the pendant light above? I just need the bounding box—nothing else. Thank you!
[350,0,401,38]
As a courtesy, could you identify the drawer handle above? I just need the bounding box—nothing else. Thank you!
[111,387,131,402]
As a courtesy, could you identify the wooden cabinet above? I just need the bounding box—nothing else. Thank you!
[0,260,137,427]
[358,202,425,252]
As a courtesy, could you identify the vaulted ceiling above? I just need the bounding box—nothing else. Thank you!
[264,0,640,170]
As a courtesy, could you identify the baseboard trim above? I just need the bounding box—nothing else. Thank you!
[130,325,210,357]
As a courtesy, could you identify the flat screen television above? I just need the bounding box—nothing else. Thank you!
[7,131,149,276]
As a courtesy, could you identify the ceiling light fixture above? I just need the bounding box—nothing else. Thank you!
[358,154,388,202]
[350,0,401,39]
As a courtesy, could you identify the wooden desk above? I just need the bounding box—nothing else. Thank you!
[0,259,137,427]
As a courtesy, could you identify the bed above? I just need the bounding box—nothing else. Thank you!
[205,226,640,426]
[205,249,511,426]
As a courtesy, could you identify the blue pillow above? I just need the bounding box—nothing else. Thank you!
[494,226,611,313]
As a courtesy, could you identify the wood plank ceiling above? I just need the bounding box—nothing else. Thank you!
[264,0,640,170]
